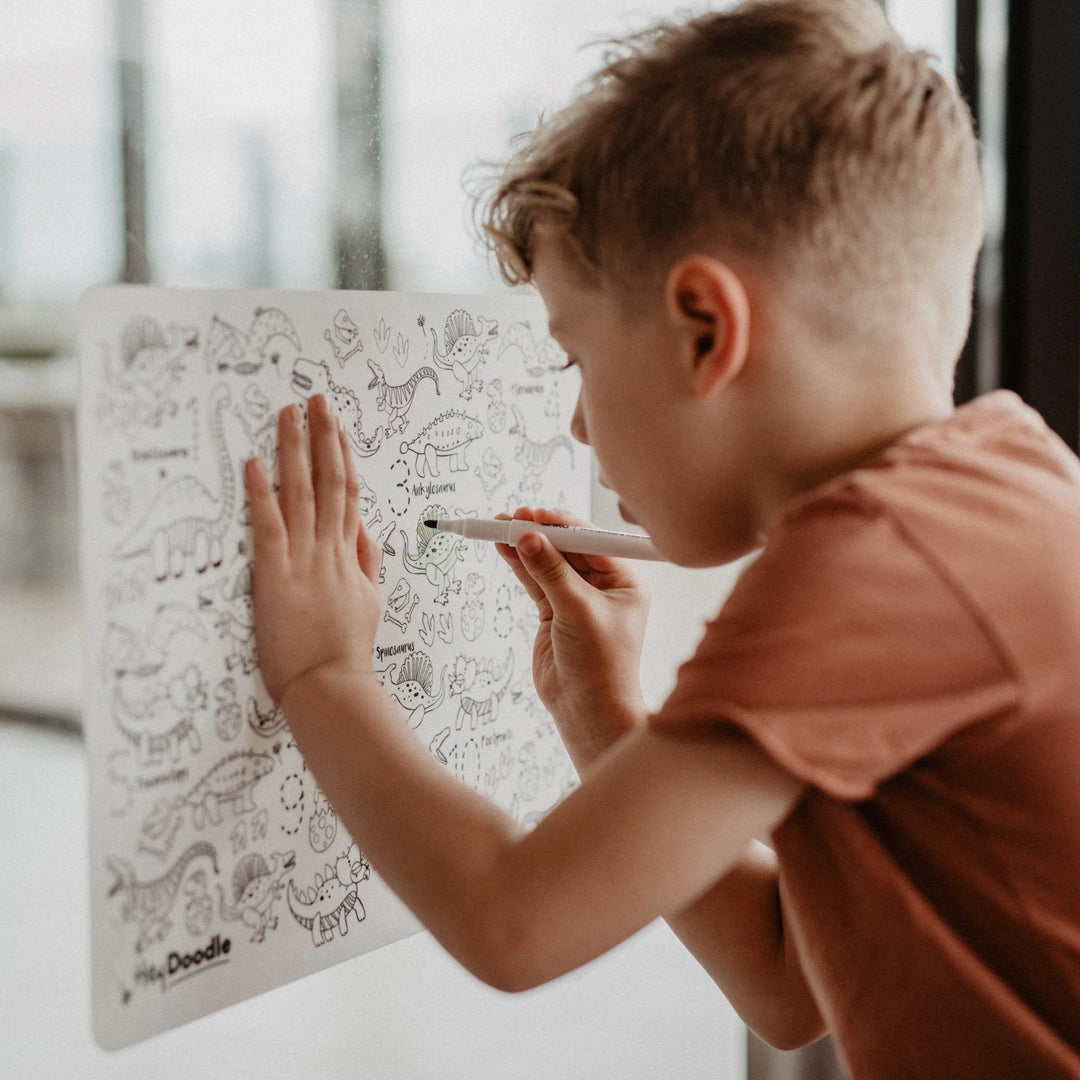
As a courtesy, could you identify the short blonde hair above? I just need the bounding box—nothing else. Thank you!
[477,0,984,297]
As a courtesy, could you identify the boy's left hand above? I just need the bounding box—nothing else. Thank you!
[244,394,383,705]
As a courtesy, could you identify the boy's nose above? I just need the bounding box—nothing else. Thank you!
[569,392,589,445]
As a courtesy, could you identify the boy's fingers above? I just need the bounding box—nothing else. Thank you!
[244,457,287,563]
[355,515,383,583]
[339,422,362,542]
[277,403,315,540]
[495,540,549,608]
[526,506,595,530]
[309,395,347,538]
[516,531,591,616]
[512,505,624,577]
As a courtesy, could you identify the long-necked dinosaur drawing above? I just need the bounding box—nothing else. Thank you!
[107,841,219,952]
[112,385,237,580]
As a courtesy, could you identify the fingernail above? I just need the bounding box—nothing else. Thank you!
[517,533,542,558]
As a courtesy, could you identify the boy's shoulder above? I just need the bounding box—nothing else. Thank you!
[784,390,1080,537]
[748,389,1080,690]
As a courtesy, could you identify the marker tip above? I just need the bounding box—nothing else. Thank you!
[423,519,437,528]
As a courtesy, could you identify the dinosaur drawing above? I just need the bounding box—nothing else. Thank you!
[367,358,439,434]
[198,562,256,674]
[399,410,483,478]
[206,307,302,376]
[429,308,498,399]
[400,508,465,603]
[379,651,447,728]
[508,406,575,494]
[450,650,514,731]
[497,320,566,377]
[106,841,219,952]
[287,843,370,947]
[135,748,276,858]
[179,749,276,829]
[290,357,382,456]
[112,385,237,580]
[217,850,296,943]
[474,446,507,498]
[100,316,199,429]
[105,603,209,764]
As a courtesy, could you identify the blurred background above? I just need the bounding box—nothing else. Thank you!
[1,1,1075,1078]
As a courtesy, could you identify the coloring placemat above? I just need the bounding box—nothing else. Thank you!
[77,286,586,1049]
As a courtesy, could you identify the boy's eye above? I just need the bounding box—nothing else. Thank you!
[555,356,578,372]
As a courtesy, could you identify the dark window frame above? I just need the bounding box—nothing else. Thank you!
[999,2,1080,448]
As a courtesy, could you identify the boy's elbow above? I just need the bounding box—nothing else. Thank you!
[453,906,561,994]
[471,955,546,995]
[748,1003,829,1052]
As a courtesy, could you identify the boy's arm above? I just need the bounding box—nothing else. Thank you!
[665,847,828,1049]
[276,664,802,994]
[245,396,806,998]
[503,519,826,1047]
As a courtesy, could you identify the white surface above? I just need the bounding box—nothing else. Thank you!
[2,718,747,1078]
[0,585,81,721]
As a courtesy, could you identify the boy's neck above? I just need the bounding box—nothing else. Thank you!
[740,317,956,544]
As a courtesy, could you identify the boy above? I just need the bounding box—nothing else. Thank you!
[243,0,1080,1075]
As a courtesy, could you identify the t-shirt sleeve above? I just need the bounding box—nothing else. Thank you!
[651,490,1019,800]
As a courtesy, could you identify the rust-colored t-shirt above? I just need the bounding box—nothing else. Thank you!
[653,392,1080,1079]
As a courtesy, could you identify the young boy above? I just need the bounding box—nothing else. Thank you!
[243,0,1080,1075]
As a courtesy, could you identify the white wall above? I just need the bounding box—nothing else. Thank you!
[885,0,956,69]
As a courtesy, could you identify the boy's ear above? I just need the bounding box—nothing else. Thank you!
[664,256,750,396]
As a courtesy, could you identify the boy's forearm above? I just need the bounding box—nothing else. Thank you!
[279,667,522,974]
[548,692,649,776]
[665,843,827,1050]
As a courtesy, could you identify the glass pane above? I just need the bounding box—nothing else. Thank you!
[0,2,117,313]
[885,0,957,70]
[146,0,335,286]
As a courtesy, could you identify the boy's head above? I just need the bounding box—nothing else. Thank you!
[478,0,984,369]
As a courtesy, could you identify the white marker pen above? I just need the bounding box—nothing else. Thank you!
[425,517,662,561]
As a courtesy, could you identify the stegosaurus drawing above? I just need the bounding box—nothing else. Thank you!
[287,843,370,947]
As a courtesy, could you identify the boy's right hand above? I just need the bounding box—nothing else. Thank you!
[496,507,651,770]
